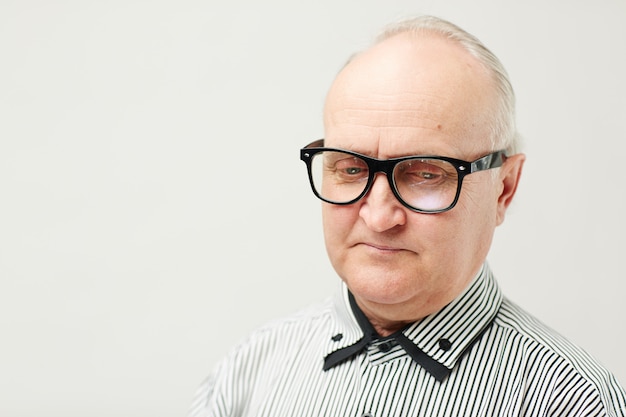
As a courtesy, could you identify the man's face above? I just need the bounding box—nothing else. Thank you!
[322,33,523,328]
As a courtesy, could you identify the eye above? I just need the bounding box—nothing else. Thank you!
[415,170,440,180]
[396,159,456,186]
[405,162,444,181]
[331,156,369,181]
[343,166,363,175]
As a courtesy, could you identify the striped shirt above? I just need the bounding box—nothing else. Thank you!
[189,264,626,416]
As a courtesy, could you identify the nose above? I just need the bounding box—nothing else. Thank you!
[359,174,407,232]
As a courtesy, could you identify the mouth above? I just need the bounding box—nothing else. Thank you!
[360,242,405,253]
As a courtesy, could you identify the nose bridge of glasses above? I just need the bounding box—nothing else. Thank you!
[364,157,393,186]
[364,159,402,204]
[368,157,398,177]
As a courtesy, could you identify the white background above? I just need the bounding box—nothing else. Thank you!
[1,0,625,415]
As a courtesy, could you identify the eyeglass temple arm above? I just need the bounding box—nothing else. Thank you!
[470,151,506,173]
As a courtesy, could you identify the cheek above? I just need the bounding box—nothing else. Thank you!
[420,182,497,247]
[408,215,459,261]
[449,184,499,252]
[457,176,500,221]
[322,204,361,266]
[322,204,352,245]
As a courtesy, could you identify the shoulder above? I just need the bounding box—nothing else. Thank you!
[238,296,335,350]
[491,297,626,414]
[215,296,335,375]
[495,297,603,367]
[188,298,336,417]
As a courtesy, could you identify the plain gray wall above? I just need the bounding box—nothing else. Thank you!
[1,0,624,415]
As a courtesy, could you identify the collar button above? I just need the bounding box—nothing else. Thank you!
[439,338,452,351]
[378,341,392,353]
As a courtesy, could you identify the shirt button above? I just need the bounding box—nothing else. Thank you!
[378,342,392,353]
[361,413,374,417]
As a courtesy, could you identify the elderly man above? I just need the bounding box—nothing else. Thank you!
[190,16,626,416]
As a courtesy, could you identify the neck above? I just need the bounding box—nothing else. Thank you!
[349,291,414,338]
[370,318,411,337]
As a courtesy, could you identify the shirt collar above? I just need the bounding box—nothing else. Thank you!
[325,263,502,380]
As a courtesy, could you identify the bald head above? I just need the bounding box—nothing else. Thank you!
[324,31,499,159]
[324,16,519,155]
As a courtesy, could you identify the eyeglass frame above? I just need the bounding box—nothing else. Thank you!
[300,139,507,214]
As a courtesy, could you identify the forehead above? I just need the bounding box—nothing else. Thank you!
[323,33,496,159]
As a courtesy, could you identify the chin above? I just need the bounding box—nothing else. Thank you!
[343,270,421,306]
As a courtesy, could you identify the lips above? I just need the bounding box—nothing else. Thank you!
[360,242,405,252]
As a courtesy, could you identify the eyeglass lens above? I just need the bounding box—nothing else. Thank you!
[310,150,460,211]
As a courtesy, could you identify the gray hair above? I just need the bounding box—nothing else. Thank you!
[373,16,521,154]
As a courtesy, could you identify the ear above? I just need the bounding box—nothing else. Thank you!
[495,153,525,225]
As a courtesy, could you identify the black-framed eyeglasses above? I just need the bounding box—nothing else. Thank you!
[300,139,507,214]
